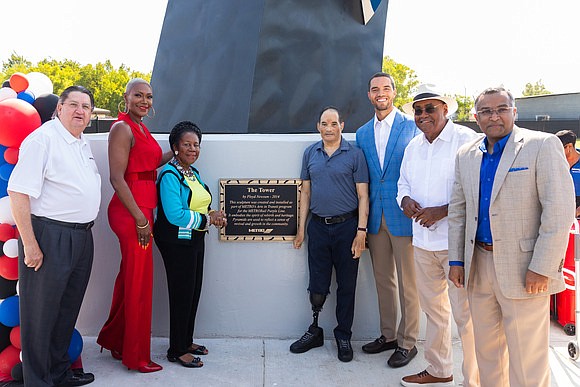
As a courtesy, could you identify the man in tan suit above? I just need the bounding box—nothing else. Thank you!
[448,87,575,387]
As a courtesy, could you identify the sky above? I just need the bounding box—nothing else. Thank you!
[1,0,579,99]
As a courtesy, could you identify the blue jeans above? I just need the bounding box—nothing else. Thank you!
[307,216,359,340]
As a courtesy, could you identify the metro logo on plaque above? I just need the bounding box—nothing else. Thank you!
[219,179,301,241]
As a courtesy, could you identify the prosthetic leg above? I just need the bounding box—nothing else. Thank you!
[290,293,326,353]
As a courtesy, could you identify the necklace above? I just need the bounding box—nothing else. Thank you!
[171,158,195,180]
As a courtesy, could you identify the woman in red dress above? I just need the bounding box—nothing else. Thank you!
[97,78,171,373]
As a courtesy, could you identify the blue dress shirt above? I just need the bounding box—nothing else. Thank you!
[449,134,511,268]
[570,155,580,208]
[475,134,511,243]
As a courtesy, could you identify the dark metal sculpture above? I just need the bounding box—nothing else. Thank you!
[149,0,388,133]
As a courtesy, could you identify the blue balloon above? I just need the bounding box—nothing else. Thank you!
[0,295,19,327]
[0,179,8,198]
[16,90,35,105]
[68,328,83,363]
[0,164,14,181]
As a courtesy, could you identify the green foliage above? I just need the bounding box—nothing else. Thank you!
[381,56,419,109]
[522,79,551,96]
[1,53,151,116]
[1,52,31,73]
[454,94,475,121]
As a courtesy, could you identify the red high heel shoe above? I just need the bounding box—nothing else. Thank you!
[110,350,122,361]
[100,346,122,361]
[137,361,163,373]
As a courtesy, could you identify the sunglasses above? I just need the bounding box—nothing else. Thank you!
[414,104,441,116]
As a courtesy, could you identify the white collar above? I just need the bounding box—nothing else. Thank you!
[373,107,397,129]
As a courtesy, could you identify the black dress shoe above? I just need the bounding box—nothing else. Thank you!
[55,372,95,387]
[290,324,324,353]
[362,335,398,354]
[336,338,353,362]
[387,346,417,368]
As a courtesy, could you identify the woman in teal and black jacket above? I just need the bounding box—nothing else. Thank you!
[154,121,227,368]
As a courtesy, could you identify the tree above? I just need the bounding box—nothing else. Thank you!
[381,56,473,121]
[1,52,31,73]
[454,94,475,121]
[381,56,419,109]
[522,80,551,96]
[1,54,151,116]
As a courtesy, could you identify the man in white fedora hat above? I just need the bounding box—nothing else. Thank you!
[397,84,480,386]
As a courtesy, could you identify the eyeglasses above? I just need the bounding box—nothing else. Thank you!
[62,101,93,114]
[476,107,513,118]
[414,104,441,115]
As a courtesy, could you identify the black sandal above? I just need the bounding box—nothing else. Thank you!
[167,354,203,368]
[188,344,208,356]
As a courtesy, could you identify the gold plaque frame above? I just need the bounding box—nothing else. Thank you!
[219,178,302,241]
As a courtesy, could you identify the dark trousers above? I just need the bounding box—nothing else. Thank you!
[19,217,93,387]
[156,238,205,358]
[307,216,359,340]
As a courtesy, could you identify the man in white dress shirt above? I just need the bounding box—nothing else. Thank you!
[396,85,480,386]
[8,86,101,387]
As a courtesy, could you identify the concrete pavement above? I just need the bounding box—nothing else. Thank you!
[78,321,579,386]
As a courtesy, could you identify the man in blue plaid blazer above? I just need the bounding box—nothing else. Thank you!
[356,72,420,368]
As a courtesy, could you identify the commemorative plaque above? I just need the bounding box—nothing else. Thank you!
[219,179,301,241]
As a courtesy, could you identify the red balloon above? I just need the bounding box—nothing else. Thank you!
[0,257,18,281]
[9,327,19,350]
[3,148,18,165]
[0,345,19,377]
[8,73,28,93]
[0,224,15,242]
[0,99,41,148]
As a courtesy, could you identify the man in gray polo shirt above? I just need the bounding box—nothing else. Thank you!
[290,106,369,362]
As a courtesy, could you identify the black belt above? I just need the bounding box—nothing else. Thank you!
[32,215,94,230]
[311,210,357,225]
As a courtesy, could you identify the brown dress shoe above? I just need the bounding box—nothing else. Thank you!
[401,369,454,386]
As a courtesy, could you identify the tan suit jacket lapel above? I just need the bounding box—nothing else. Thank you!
[467,143,483,210]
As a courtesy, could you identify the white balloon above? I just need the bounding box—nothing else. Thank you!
[3,239,18,258]
[25,72,53,97]
[0,197,15,225]
[0,87,17,102]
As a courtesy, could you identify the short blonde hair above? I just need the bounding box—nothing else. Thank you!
[125,78,151,94]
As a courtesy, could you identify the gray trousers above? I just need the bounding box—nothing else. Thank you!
[19,217,94,387]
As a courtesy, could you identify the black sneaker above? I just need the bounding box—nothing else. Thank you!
[290,325,324,353]
[336,338,353,362]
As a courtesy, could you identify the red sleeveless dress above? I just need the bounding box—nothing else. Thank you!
[97,112,162,370]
